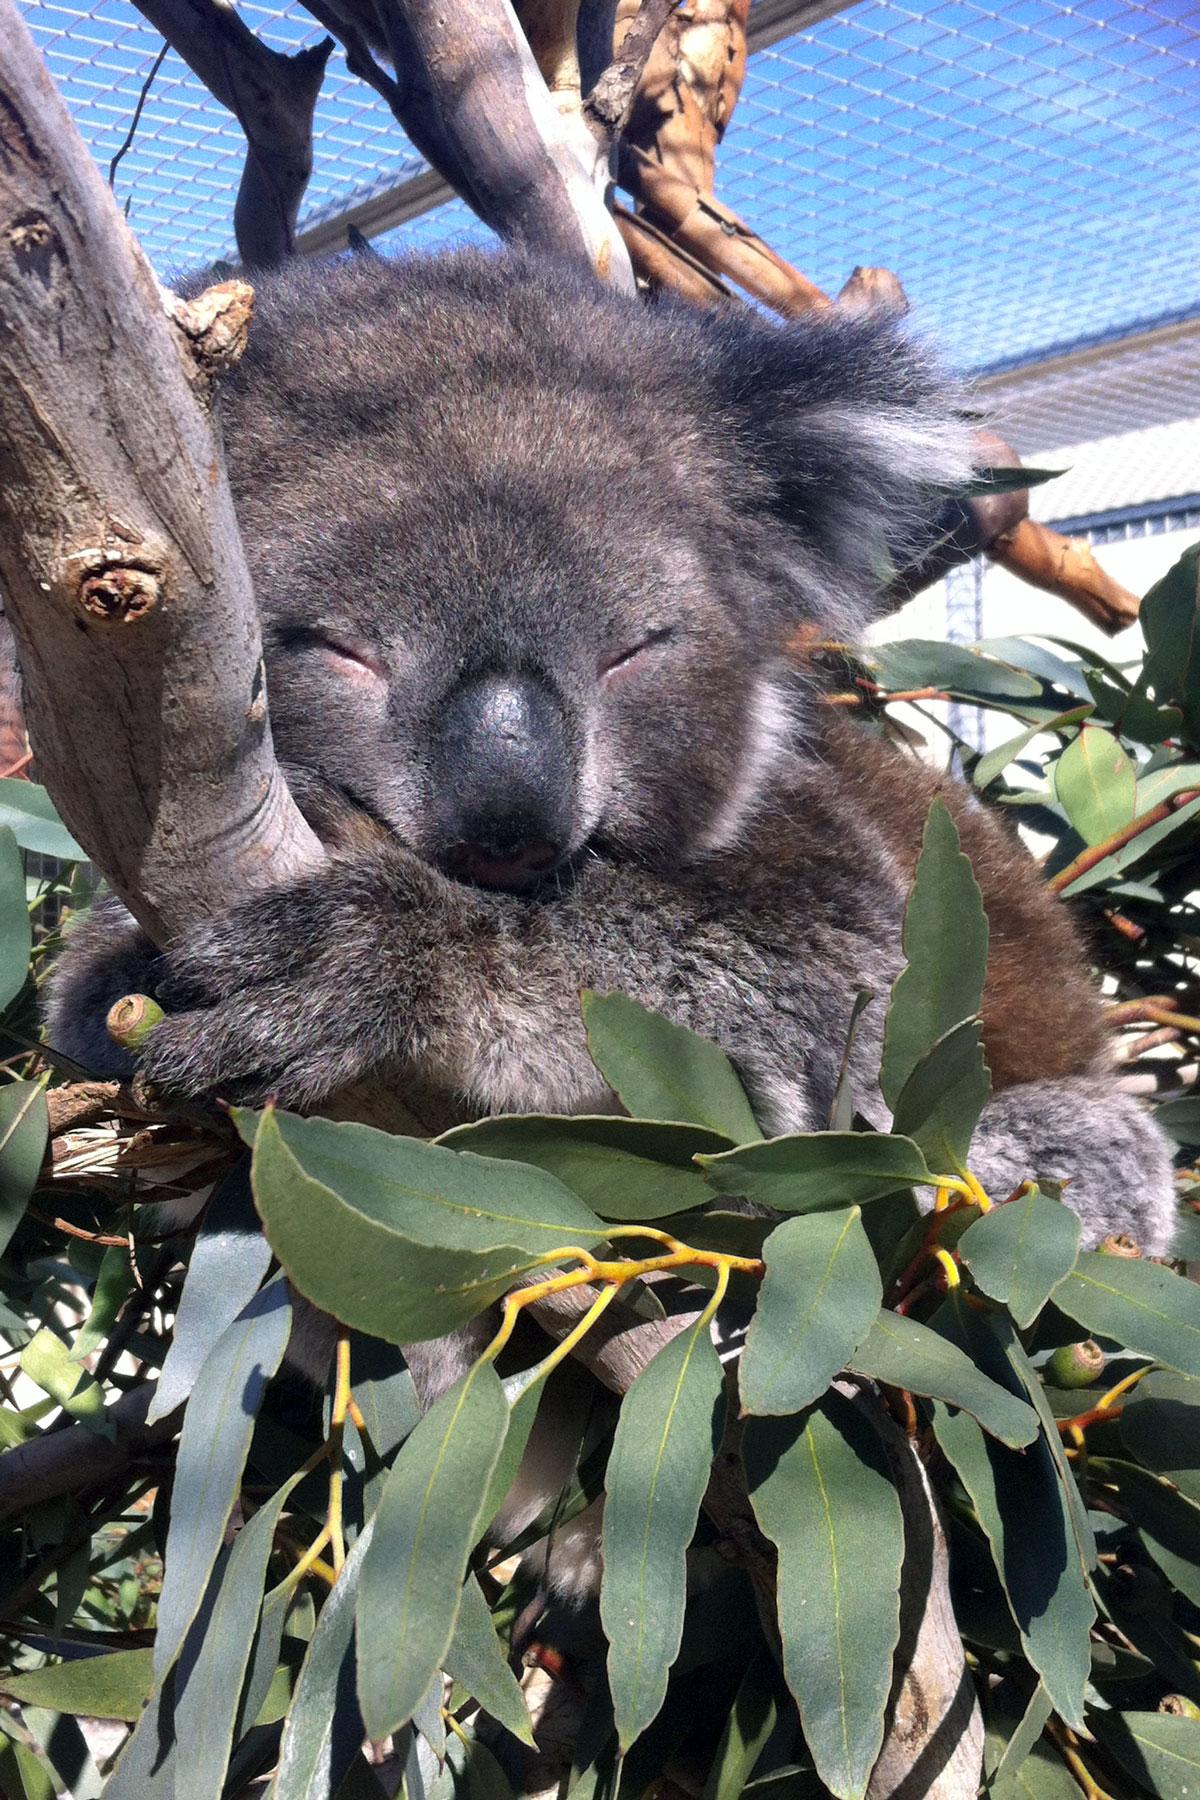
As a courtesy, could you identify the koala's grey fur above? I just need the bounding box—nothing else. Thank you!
[44,251,1178,1299]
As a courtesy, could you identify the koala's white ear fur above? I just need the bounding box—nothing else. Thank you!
[703,308,975,630]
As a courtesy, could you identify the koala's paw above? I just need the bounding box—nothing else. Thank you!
[140,853,440,1107]
[970,1075,1181,1259]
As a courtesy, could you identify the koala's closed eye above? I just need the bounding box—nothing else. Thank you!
[599,625,675,685]
[283,626,387,684]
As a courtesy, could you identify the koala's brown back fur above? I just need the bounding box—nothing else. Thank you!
[821,713,1109,1090]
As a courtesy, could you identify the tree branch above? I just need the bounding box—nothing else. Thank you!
[0,3,324,943]
[369,0,635,288]
[584,0,680,143]
[131,0,332,267]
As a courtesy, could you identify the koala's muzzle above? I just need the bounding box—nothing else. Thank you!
[436,675,574,891]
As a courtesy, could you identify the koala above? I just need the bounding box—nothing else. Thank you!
[44,248,1177,1247]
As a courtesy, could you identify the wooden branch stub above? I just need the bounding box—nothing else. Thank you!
[838,265,909,318]
[0,2,324,943]
[987,516,1141,635]
[163,279,256,390]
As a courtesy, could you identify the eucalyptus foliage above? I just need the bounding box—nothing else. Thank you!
[0,547,1197,1799]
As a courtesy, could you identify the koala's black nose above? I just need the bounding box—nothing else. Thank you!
[436,675,574,891]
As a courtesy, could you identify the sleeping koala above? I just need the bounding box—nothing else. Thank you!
[45,248,1178,1266]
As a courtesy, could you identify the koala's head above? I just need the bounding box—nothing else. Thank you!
[221,250,970,892]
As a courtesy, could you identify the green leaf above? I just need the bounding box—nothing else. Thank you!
[71,1243,133,1364]
[698,1130,934,1213]
[437,1114,728,1219]
[868,640,1043,706]
[959,465,1065,496]
[1157,1095,1200,1146]
[879,798,988,1111]
[931,1364,1093,1727]
[250,1107,589,1343]
[0,828,30,1012]
[240,1106,607,1253]
[275,1522,371,1800]
[700,1653,778,1800]
[427,1732,516,1800]
[973,708,1092,791]
[1120,1370,1200,1502]
[1054,1252,1200,1375]
[958,1188,1081,1328]
[1140,542,1200,746]
[847,1310,1037,1447]
[1093,1458,1200,1609]
[19,1326,109,1432]
[891,1018,991,1175]
[174,1466,307,1800]
[1054,726,1137,845]
[149,1163,272,1423]
[357,1361,509,1742]
[153,1275,292,1679]
[984,1681,1054,1796]
[1058,793,1200,897]
[0,1079,48,1260]
[740,1210,880,1416]
[744,1393,903,1800]
[445,1574,534,1746]
[0,779,84,860]
[1089,1709,1200,1800]
[0,1648,153,1720]
[600,1309,726,1749]
[580,991,762,1142]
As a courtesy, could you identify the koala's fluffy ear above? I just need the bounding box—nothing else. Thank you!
[700,306,975,629]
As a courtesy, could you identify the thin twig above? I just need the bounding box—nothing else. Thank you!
[109,40,169,192]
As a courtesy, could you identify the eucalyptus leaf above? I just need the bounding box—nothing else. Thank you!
[0,779,85,860]
[357,1361,508,1741]
[957,1188,1080,1328]
[879,799,988,1110]
[240,1105,607,1252]
[890,1018,991,1176]
[0,827,30,1012]
[1053,726,1137,845]
[1120,1370,1200,1501]
[275,1522,372,1800]
[250,1107,587,1343]
[846,1310,1037,1447]
[153,1276,292,1680]
[1054,1252,1200,1374]
[931,1349,1092,1731]
[699,1130,934,1213]
[740,1209,880,1416]
[1140,542,1200,745]
[438,1114,728,1219]
[174,1465,307,1800]
[1089,1708,1200,1800]
[581,990,761,1142]
[148,1162,272,1423]
[600,1308,726,1749]
[0,1648,153,1720]
[973,707,1092,792]
[744,1393,903,1800]
[0,1078,48,1261]
[446,1573,534,1746]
